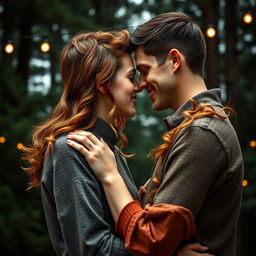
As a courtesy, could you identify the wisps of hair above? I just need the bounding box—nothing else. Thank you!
[149,100,233,161]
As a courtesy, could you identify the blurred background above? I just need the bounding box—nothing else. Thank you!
[0,0,255,255]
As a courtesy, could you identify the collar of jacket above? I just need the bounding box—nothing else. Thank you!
[163,88,223,130]
[81,115,120,150]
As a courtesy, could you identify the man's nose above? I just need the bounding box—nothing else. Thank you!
[135,79,147,93]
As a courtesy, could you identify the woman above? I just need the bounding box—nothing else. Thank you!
[23,30,208,256]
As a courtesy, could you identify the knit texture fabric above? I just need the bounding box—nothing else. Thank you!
[41,117,139,256]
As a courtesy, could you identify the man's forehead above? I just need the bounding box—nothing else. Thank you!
[135,46,147,56]
[135,46,157,67]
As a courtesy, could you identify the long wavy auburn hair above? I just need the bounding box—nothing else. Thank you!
[150,100,233,162]
[22,30,132,190]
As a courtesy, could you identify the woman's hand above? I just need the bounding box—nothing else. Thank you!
[177,243,214,256]
[67,130,118,182]
[67,130,134,222]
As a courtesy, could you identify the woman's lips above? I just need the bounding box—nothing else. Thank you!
[131,96,136,105]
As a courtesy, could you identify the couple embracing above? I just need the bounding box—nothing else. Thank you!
[23,12,244,256]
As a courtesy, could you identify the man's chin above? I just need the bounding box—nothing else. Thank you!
[152,102,161,111]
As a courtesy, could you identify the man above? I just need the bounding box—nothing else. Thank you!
[129,12,244,255]
[68,12,244,256]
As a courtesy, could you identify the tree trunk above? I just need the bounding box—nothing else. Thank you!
[225,0,239,131]
[16,0,34,92]
[200,0,220,89]
[1,0,14,61]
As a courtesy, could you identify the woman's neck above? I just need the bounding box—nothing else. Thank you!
[96,95,113,121]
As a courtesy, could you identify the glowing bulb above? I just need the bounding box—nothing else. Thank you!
[206,27,216,38]
[40,42,50,53]
[242,179,248,187]
[250,140,256,148]
[0,137,5,143]
[243,13,253,24]
[4,43,14,54]
[17,143,23,150]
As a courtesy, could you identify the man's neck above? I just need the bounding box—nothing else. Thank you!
[172,74,207,111]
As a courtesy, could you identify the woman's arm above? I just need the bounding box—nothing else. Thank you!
[67,131,134,222]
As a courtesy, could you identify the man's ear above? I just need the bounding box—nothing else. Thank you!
[96,83,106,94]
[168,49,182,72]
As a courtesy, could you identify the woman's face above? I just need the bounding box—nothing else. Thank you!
[109,53,138,118]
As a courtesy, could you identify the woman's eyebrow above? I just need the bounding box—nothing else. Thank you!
[127,68,136,75]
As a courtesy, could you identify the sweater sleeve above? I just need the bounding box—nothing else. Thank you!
[115,201,195,256]
[43,135,130,256]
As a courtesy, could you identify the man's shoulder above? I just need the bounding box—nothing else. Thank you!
[179,114,241,157]
[187,113,234,137]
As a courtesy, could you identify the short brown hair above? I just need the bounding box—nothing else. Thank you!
[131,12,206,77]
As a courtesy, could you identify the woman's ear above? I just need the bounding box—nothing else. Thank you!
[96,83,106,94]
[168,49,182,72]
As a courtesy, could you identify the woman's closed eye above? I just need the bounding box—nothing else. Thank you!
[128,76,138,85]
[128,76,136,82]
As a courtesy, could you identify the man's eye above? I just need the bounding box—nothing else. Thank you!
[140,70,148,75]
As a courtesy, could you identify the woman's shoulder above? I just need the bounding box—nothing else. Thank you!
[52,133,76,158]
[53,133,68,149]
[55,133,68,146]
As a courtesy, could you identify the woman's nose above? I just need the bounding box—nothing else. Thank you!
[137,79,148,92]
[134,80,145,93]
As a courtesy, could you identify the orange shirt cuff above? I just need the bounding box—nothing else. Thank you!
[115,200,142,237]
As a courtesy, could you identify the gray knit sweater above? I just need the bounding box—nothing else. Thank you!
[41,117,139,256]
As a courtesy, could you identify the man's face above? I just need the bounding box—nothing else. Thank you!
[135,46,177,111]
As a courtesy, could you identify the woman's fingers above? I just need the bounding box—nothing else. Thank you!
[67,132,118,181]
[71,130,102,145]
[185,243,208,252]
[177,243,215,256]
[67,134,94,149]
[67,139,90,158]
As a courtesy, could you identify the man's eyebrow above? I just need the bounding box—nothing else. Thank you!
[136,64,150,71]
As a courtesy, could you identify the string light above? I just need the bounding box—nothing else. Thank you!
[40,41,51,53]
[4,42,15,54]
[250,140,256,148]
[242,179,248,187]
[243,12,253,24]
[0,137,6,143]
[206,26,216,38]
[17,143,23,150]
